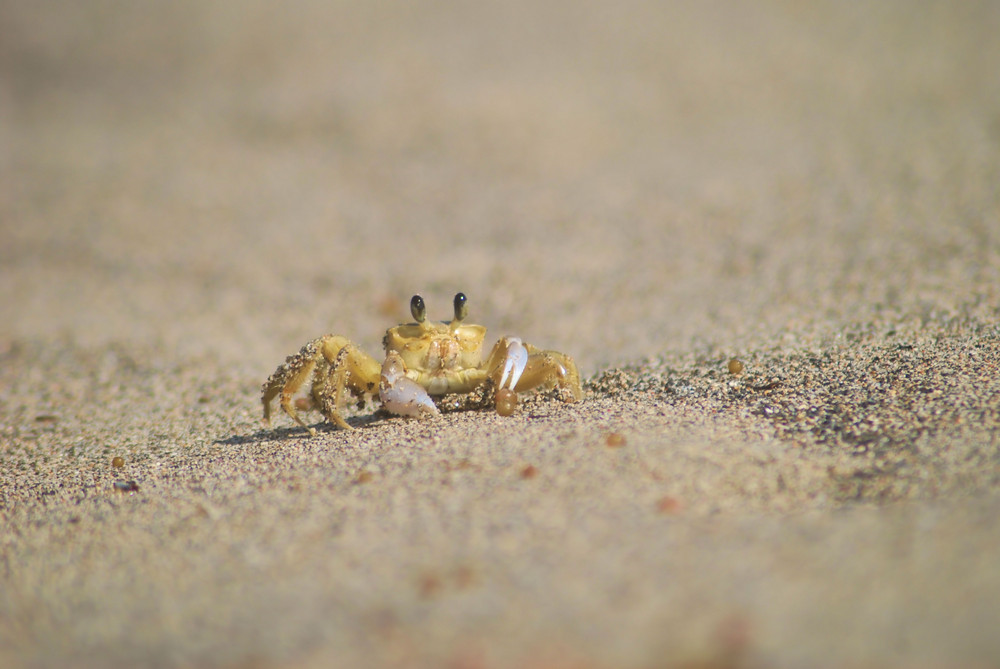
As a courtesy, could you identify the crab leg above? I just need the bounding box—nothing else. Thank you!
[484,336,583,415]
[379,351,440,419]
[262,335,382,435]
[513,350,583,401]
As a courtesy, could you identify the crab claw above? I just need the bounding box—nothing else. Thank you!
[380,351,440,419]
[499,337,529,391]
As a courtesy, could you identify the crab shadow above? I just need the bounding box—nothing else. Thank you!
[214,391,579,447]
[214,414,383,446]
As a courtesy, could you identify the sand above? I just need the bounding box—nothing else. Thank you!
[2,1,999,667]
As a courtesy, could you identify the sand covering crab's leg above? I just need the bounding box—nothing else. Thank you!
[261,335,381,435]
[379,351,440,419]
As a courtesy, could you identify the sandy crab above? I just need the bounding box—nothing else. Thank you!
[262,293,582,435]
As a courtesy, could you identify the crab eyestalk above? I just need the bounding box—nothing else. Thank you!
[451,292,468,327]
[410,295,427,323]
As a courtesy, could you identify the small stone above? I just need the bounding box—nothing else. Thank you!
[655,496,683,513]
[417,572,443,599]
[113,480,139,493]
[453,566,477,589]
[605,432,626,448]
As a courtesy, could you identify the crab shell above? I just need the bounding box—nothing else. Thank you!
[383,320,488,395]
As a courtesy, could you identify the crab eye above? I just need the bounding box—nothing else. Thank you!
[410,295,427,323]
[453,292,468,322]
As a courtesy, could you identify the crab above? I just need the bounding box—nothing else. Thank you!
[262,293,582,435]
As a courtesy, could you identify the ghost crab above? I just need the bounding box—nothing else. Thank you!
[262,293,582,435]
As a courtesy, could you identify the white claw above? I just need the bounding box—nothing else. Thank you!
[499,337,528,391]
[380,351,439,419]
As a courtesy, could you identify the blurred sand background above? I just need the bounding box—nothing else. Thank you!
[2,1,999,667]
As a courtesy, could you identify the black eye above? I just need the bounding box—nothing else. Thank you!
[453,292,468,322]
[410,295,426,323]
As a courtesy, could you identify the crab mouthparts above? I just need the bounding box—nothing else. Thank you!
[426,339,461,372]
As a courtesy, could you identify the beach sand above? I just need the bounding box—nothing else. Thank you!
[2,1,999,667]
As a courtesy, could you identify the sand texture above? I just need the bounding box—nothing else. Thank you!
[2,1,1000,667]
